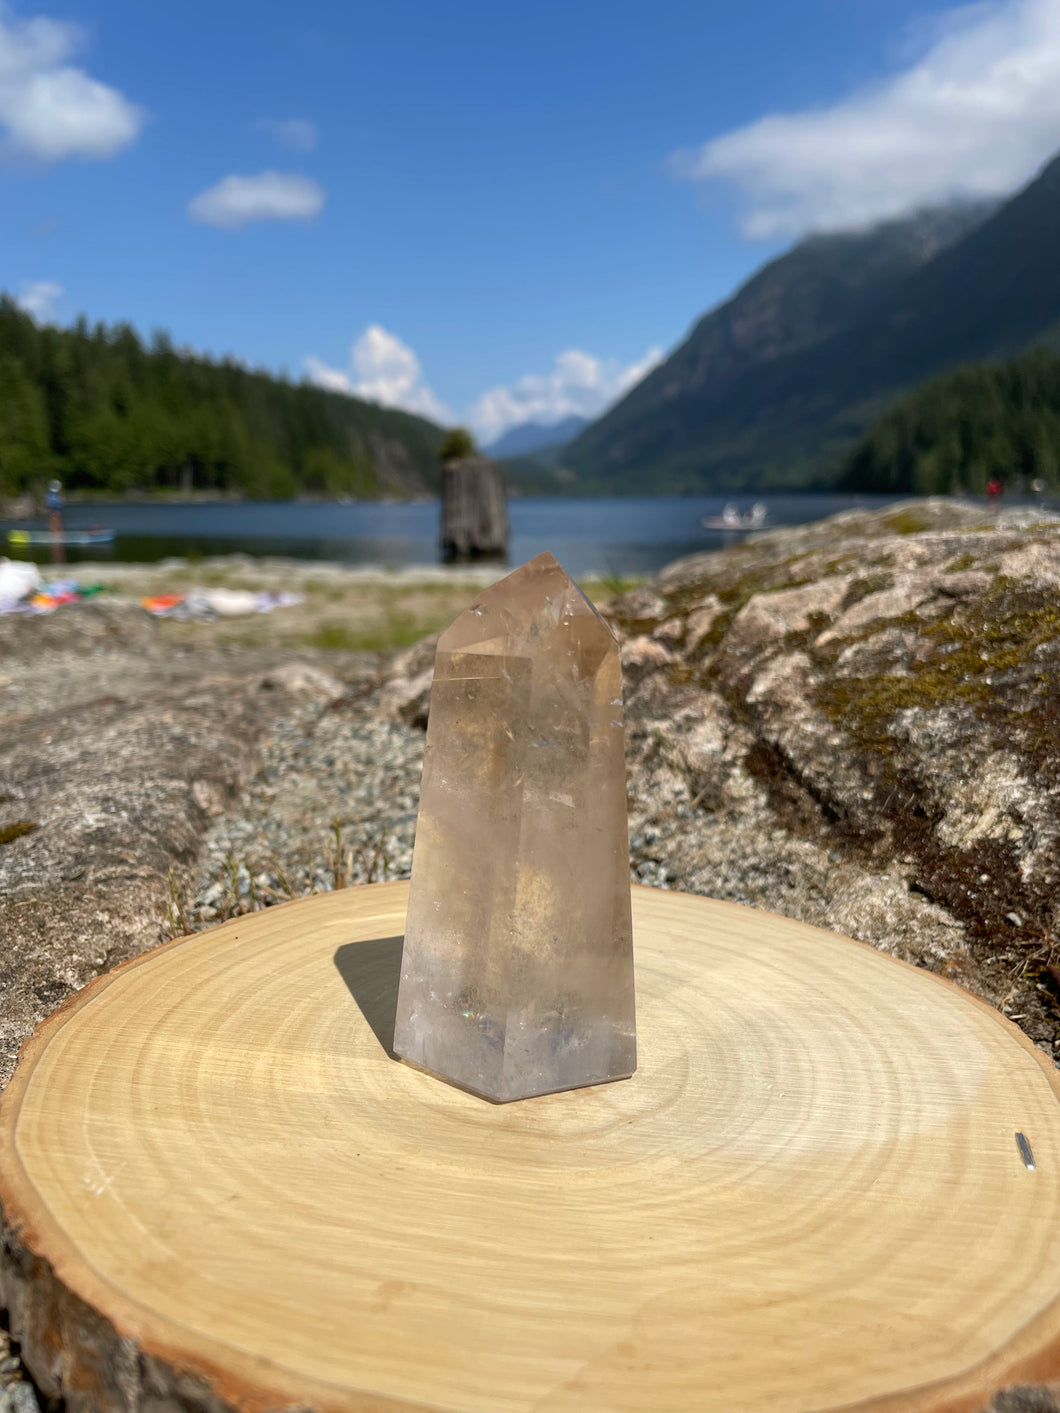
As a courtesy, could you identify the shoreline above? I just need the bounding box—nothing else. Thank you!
[8,489,1040,523]
[18,555,514,589]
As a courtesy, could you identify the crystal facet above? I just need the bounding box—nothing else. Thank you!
[393,551,636,1102]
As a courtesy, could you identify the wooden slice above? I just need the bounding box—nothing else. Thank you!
[3,882,1060,1413]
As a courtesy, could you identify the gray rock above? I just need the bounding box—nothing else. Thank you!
[987,1388,1060,1413]
[378,633,439,728]
[0,640,371,1087]
[729,575,850,648]
[259,661,345,700]
[620,635,674,673]
[0,600,157,663]
[998,540,1060,587]
[936,569,992,598]
[0,1383,40,1413]
[652,616,686,645]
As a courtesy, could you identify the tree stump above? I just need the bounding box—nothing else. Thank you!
[440,455,508,560]
[3,881,1060,1413]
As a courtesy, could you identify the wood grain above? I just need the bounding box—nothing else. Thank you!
[3,881,1060,1413]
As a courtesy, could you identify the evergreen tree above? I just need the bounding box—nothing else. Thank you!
[0,355,50,494]
[440,426,476,461]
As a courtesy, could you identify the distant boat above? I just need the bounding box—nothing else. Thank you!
[7,527,116,547]
[701,502,770,531]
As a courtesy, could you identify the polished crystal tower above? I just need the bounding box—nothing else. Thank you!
[393,551,636,1102]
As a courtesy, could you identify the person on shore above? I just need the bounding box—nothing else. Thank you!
[45,479,65,564]
[986,477,1003,504]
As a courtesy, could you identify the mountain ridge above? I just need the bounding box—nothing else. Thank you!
[487,415,589,458]
[565,162,1060,491]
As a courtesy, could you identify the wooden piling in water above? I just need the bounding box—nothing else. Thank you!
[440,455,509,560]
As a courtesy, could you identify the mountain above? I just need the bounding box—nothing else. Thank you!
[0,298,445,501]
[488,415,589,458]
[564,174,1060,489]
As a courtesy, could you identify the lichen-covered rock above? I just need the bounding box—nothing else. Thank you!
[684,595,723,654]
[604,498,1060,1058]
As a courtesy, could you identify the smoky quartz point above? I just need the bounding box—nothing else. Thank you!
[393,551,636,1102]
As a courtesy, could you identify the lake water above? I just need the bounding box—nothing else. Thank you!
[0,492,995,578]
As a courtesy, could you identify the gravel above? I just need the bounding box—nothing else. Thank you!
[0,1330,38,1413]
[175,678,426,931]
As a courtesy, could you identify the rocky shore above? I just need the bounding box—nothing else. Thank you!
[5,497,1060,1078]
[3,498,1060,1410]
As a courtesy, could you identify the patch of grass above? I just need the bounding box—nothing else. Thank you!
[306,622,365,651]
[303,588,459,653]
[0,820,38,846]
[195,567,264,589]
[943,552,980,574]
[880,508,934,536]
[820,553,859,577]
[839,571,893,611]
[584,571,647,602]
[166,866,192,937]
[667,663,696,686]
[715,564,818,610]
[161,822,397,941]
[326,819,391,887]
[299,578,358,603]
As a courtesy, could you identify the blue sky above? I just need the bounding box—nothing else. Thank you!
[4,0,1060,442]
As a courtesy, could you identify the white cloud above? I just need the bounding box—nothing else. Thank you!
[16,278,61,320]
[303,356,353,395]
[305,325,450,423]
[257,117,317,152]
[188,171,325,229]
[469,346,664,443]
[306,329,663,435]
[0,7,142,161]
[672,0,1060,238]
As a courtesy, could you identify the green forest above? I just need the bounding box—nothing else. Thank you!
[0,297,444,501]
[839,350,1060,494]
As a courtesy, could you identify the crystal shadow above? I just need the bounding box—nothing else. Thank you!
[333,936,404,1060]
